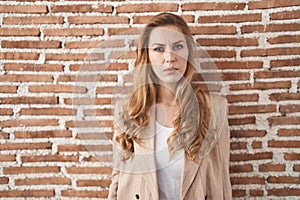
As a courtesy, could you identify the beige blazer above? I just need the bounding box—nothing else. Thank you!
[108,94,232,200]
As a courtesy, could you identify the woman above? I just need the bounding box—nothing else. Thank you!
[108,13,232,200]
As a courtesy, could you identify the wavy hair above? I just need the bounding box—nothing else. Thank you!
[116,13,211,161]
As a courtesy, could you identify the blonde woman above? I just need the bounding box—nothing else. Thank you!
[108,13,232,200]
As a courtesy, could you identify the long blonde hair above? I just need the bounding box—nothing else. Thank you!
[116,13,211,161]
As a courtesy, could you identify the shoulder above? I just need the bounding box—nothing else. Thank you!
[207,93,228,130]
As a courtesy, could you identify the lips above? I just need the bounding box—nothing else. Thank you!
[163,67,178,72]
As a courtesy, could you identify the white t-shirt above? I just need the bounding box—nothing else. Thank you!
[155,121,184,200]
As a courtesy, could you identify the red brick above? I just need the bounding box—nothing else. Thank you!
[58,75,117,82]
[242,23,300,33]
[268,35,300,44]
[0,132,9,139]
[77,179,111,187]
[231,177,265,185]
[271,10,300,20]
[58,144,111,152]
[230,130,266,138]
[0,119,58,128]
[76,132,112,140]
[229,117,255,125]
[0,108,13,115]
[65,98,112,105]
[198,13,261,23]
[230,152,273,162]
[117,3,178,13]
[66,166,112,174]
[280,104,300,113]
[284,153,300,161]
[0,52,39,60]
[0,177,9,184]
[267,23,300,32]
[20,108,77,116]
[82,155,112,162]
[206,50,236,58]
[69,16,129,24]
[0,97,58,104]
[65,39,124,49]
[294,165,300,172]
[61,190,108,198]
[29,85,87,93]
[3,166,59,174]
[0,142,52,151]
[0,86,17,93]
[268,176,300,184]
[268,116,300,125]
[182,2,244,11]
[241,47,300,57]
[268,140,300,148]
[267,188,300,196]
[278,129,300,137]
[52,4,112,13]
[232,190,246,197]
[46,53,102,61]
[194,72,250,81]
[197,38,258,46]
[15,177,71,185]
[65,120,112,128]
[0,154,16,162]
[2,41,61,49]
[108,27,140,36]
[0,190,54,197]
[3,16,63,24]
[226,94,259,103]
[44,28,104,36]
[230,81,291,90]
[22,154,78,162]
[259,164,286,172]
[15,130,72,138]
[252,141,262,149]
[255,70,300,79]
[270,58,300,68]
[0,74,52,82]
[211,61,263,70]
[190,26,236,35]
[83,108,113,116]
[229,105,276,114]
[249,0,300,9]
[4,63,63,72]
[70,63,128,71]
[0,5,47,13]
[250,190,264,197]
[231,142,247,150]
[230,164,253,173]
[269,92,300,101]
[0,28,39,36]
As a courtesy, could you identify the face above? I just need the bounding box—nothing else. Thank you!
[148,25,189,86]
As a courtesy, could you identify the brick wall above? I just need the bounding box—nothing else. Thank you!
[0,0,299,199]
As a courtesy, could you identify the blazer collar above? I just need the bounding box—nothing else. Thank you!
[135,105,202,200]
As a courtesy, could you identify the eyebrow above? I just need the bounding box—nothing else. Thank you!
[151,40,185,47]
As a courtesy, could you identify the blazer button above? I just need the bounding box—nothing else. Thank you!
[135,194,140,199]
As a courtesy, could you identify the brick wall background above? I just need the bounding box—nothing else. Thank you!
[0,0,299,199]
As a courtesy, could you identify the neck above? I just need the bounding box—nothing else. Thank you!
[157,84,177,106]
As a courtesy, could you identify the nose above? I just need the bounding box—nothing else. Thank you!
[164,50,175,63]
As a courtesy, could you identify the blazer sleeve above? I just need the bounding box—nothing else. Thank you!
[218,98,232,199]
[108,101,125,200]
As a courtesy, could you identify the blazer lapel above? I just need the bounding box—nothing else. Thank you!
[180,156,202,199]
[135,106,159,199]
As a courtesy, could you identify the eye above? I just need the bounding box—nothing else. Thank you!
[174,44,184,50]
[153,47,164,52]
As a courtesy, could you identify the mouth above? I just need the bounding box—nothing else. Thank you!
[163,67,178,72]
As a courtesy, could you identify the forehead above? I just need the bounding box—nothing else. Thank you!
[148,25,186,45]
